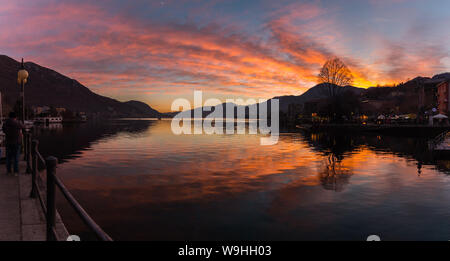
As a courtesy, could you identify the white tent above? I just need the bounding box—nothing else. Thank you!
[432,114,448,119]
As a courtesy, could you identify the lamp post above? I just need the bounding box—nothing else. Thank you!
[17,58,29,123]
[18,58,32,174]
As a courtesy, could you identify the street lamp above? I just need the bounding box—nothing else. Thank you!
[17,58,28,123]
[18,58,32,174]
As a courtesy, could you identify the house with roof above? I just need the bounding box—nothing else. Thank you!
[437,80,450,115]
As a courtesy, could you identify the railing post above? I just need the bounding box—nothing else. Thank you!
[30,140,38,198]
[46,156,58,241]
[26,131,32,174]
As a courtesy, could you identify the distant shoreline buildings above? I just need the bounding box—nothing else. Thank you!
[32,106,87,123]
[286,76,450,127]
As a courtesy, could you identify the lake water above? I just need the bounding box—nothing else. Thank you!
[34,119,450,241]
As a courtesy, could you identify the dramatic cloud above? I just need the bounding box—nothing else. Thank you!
[0,0,449,111]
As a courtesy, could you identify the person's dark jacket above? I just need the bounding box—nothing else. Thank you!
[2,118,25,146]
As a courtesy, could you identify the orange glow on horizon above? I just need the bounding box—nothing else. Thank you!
[1,0,448,111]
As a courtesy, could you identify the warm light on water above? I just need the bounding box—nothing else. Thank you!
[35,120,450,240]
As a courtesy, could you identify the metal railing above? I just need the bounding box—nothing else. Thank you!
[26,133,113,241]
[429,131,448,150]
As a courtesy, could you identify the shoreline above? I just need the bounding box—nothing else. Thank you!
[296,123,450,137]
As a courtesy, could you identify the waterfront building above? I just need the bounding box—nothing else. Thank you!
[437,80,450,115]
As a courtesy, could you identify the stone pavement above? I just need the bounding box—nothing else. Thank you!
[0,161,69,241]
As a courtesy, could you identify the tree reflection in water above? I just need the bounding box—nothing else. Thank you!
[302,129,450,191]
[32,119,155,162]
[319,153,352,192]
[304,132,357,192]
[31,121,450,240]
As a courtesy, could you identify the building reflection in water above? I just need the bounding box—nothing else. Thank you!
[33,119,154,162]
[36,123,63,131]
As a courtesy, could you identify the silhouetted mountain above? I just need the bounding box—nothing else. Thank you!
[123,100,161,117]
[382,73,450,94]
[272,83,365,112]
[160,111,180,118]
[177,83,366,118]
[2,54,449,119]
[432,73,450,80]
[0,55,160,118]
[177,102,241,118]
[399,73,450,87]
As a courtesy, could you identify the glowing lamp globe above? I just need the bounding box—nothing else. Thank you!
[18,68,29,85]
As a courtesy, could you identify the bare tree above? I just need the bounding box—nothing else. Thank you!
[318,57,353,97]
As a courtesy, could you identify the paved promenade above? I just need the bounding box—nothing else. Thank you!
[0,161,68,241]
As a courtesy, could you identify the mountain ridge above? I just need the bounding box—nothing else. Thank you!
[2,55,450,118]
[0,55,161,118]
[175,74,450,118]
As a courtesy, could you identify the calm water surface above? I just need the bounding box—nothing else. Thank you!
[34,120,450,240]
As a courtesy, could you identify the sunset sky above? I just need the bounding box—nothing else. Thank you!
[1,0,450,112]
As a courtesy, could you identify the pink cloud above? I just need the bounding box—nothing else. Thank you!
[0,0,448,111]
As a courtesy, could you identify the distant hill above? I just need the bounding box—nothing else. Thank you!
[432,73,450,80]
[174,73,450,118]
[123,100,160,117]
[2,54,449,119]
[272,83,365,112]
[176,83,366,118]
[0,55,161,118]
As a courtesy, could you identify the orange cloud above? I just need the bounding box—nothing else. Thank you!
[1,1,448,111]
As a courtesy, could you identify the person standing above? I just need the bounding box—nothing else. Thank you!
[2,112,25,176]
